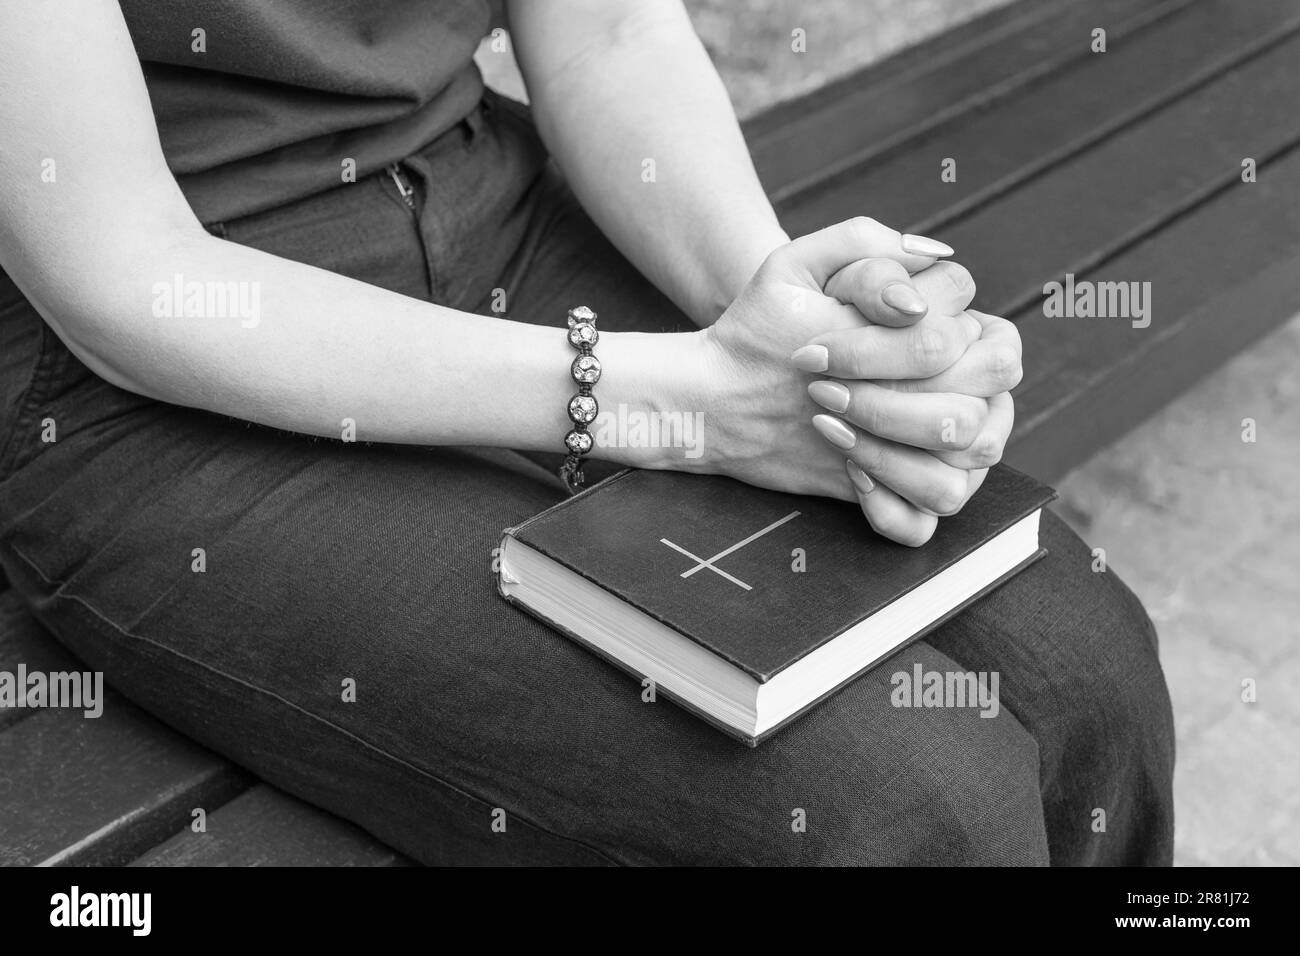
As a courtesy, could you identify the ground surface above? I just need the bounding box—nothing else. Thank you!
[1055,315,1300,866]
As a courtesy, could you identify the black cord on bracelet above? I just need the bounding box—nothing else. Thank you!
[560,305,599,494]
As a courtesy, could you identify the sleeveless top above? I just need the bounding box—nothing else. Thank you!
[117,0,490,223]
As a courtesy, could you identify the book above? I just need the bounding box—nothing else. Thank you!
[497,464,1056,746]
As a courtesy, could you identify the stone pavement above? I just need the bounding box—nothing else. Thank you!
[1056,314,1300,866]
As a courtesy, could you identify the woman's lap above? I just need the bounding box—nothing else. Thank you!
[0,94,1173,865]
[0,413,1055,865]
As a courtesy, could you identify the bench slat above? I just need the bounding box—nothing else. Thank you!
[747,0,1195,200]
[776,0,1300,239]
[918,30,1300,316]
[0,698,250,866]
[1007,144,1300,479]
[130,785,412,867]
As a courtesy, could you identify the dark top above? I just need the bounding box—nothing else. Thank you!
[118,0,489,224]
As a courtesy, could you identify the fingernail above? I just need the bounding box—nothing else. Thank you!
[808,380,850,414]
[901,234,955,258]
[881,281,927,317]
[846,460,875,495]
[791,344,829,372]
[812,413,857,450]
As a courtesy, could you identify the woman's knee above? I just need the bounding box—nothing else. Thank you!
[1029,509,1169,717]
[935,508,1175,855]
[664,659,1052,866]
[945,508,1168,713]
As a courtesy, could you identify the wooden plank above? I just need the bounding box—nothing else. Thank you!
[913,31,1300,317]
[0,590,81,732]
[746,0,1196,201]
[777,0,1300,238]
[0,701,250,866]
[131,785,412,867]
[1006,145,1300,480]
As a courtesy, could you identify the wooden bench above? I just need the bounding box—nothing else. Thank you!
[4,0,1299,866]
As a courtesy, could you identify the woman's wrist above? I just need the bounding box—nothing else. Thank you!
[690,222,791,326]
[588,327,715,473]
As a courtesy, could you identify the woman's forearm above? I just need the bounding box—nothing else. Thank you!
[38,231,706,468]
[510,0,789,326]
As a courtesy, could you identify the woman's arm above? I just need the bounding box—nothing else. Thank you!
[507,0,791,326]
[0,1,1004,545]
[0,0,701,467]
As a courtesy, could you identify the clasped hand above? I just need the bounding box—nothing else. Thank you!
[698,217,1023,547]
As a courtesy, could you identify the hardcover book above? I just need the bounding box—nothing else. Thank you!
[498,464,1055,745]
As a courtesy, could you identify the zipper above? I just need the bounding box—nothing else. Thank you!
[386,163,416,211]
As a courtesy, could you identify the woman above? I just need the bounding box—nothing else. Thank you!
[0,0,1173,864]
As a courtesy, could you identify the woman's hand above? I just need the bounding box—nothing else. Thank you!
[794,303,1023,541]
[800,309,1022,468]
[691,218,995,544]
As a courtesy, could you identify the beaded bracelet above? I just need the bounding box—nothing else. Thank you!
[560,305,600,494]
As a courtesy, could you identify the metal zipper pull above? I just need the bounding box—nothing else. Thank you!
[386,163,416,210]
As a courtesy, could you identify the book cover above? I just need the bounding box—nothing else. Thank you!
[499,464,1056,743]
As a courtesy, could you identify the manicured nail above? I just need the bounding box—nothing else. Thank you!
[812,413,857,450]
[808,380,851,414]
[881,281,927,317]
[791,344,829,372]
[901,234,955,258]
[846,460,875,495]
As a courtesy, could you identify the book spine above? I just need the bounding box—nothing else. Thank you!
[497,585,760,747]
[499,467,637,540]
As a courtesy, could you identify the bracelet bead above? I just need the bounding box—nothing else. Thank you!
[567,305,596,328]
[568,322,599,349]
[571,354,602,385]
[564,429,595,456]
[568,394,599,423]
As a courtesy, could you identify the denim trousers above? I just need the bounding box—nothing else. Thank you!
[0,90,1175,865]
